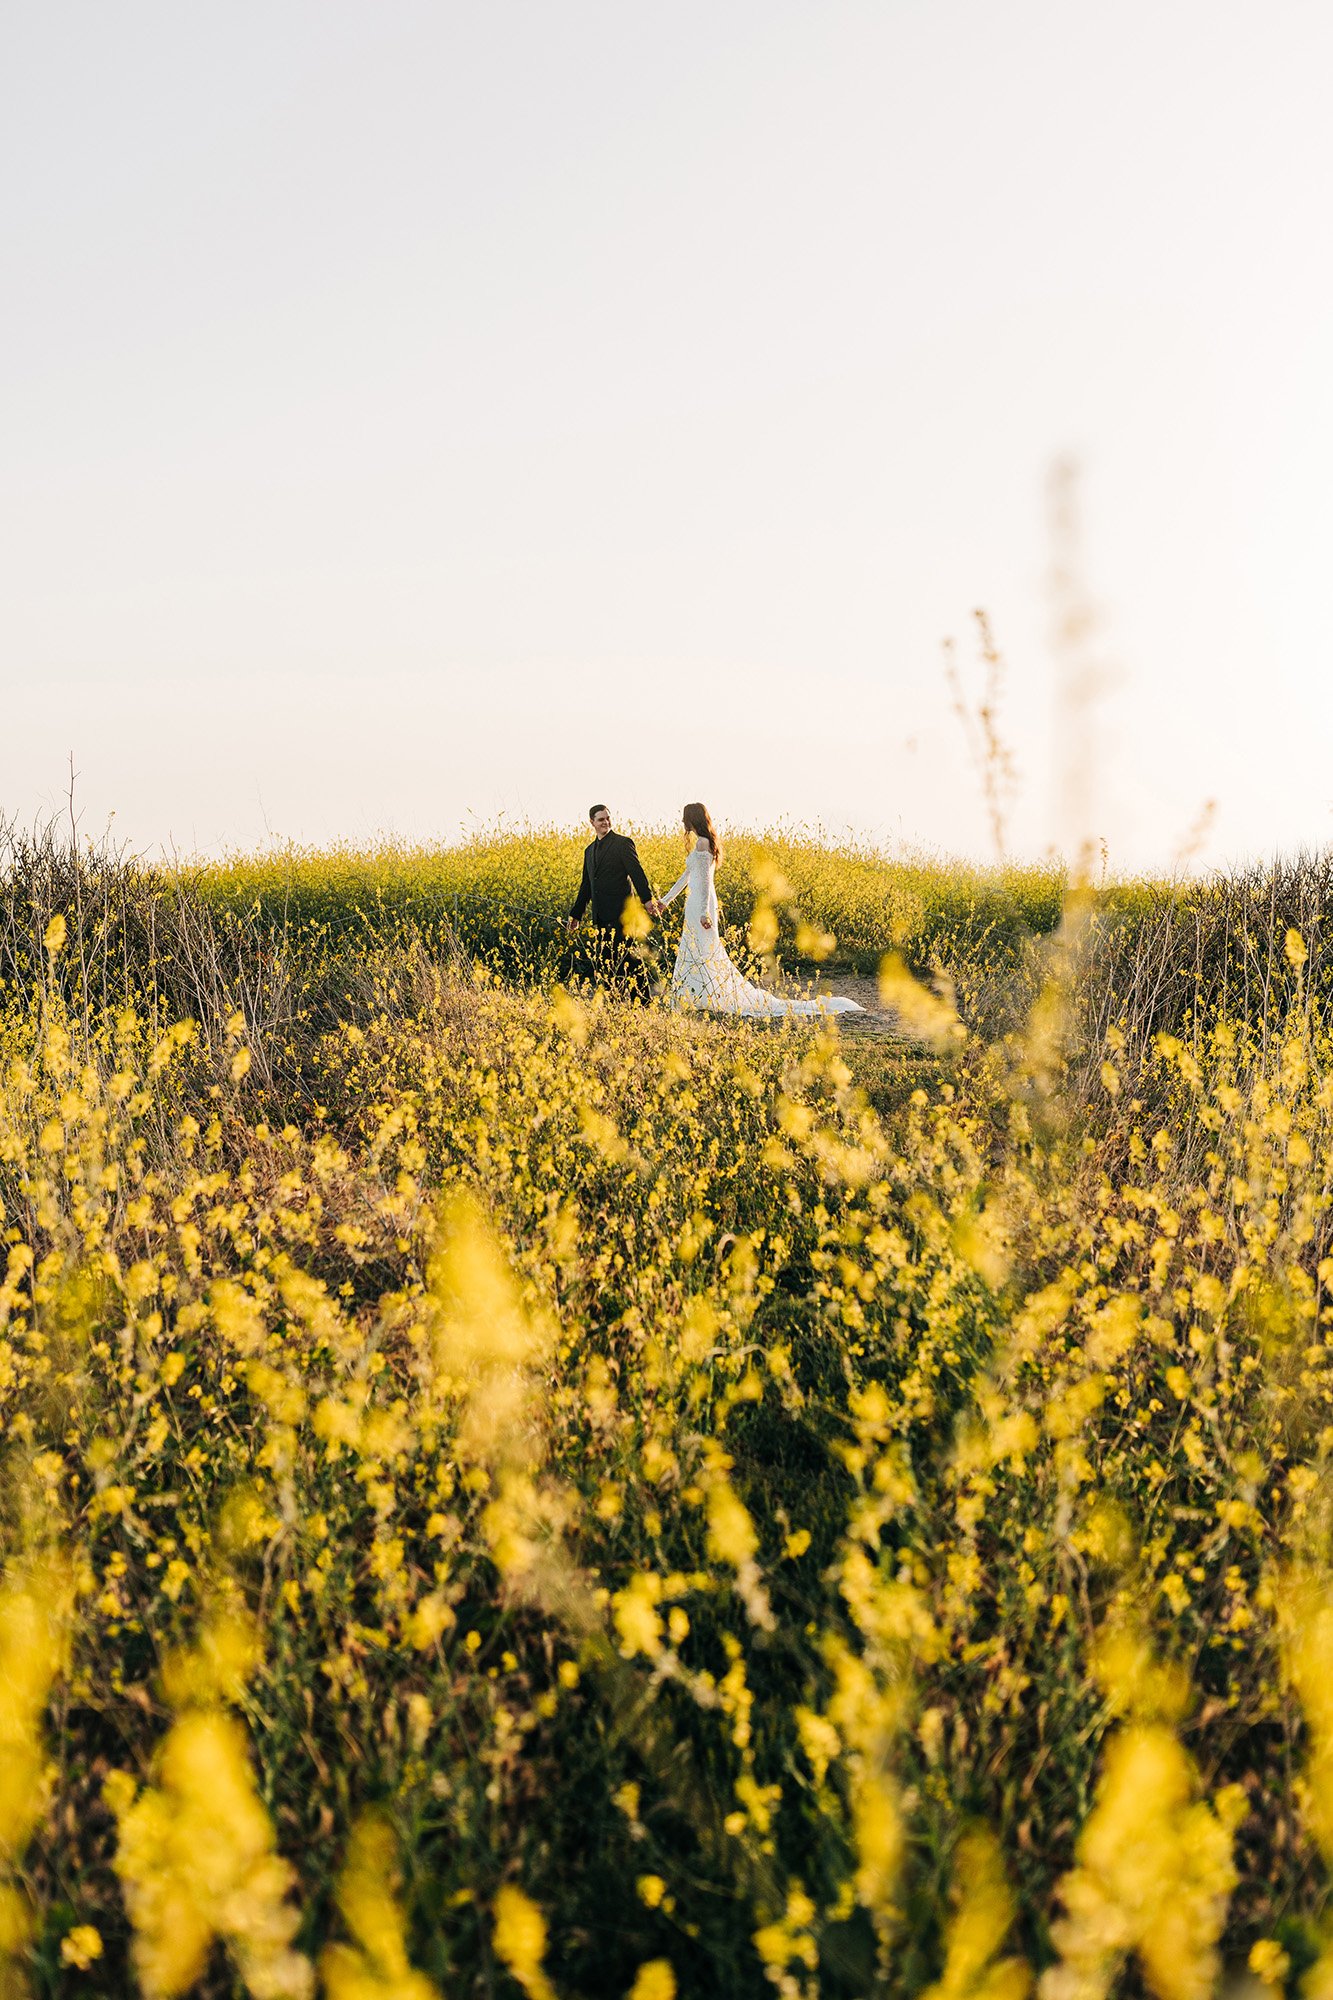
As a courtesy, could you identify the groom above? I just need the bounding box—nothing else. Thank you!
[567,804,661,994]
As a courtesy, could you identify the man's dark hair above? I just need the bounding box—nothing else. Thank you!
[589,804,608,822]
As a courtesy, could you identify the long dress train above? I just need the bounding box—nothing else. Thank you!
[659,843,862,1019]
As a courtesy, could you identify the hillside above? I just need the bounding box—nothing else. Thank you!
[1,828,1332,1997]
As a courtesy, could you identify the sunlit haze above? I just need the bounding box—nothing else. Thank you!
[6,1,1332,871]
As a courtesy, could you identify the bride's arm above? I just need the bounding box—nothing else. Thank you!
[659,868,689,908]
[700,850,717,929]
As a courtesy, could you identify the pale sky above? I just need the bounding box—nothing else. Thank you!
[5,1,1332,870]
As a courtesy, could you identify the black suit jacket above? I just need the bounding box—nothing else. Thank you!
[570,831,654,932]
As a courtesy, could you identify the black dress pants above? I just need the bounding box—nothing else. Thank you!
[591,924,649,1001]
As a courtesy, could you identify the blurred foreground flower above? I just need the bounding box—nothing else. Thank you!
[923,1829,1030,2000]
[0,1559,72,1995]
[1040,1725,1244,2000]
[493,1884,555,2000]
[877,952,965,1050]
[321,1812,439,2000]
[108,1616,312,2000]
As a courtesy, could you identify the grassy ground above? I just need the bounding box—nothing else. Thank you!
[2,830,1333,1999]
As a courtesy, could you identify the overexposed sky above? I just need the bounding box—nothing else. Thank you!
[4,1,1332,869]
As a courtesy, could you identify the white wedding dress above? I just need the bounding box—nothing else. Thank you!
[659,843,863,1019]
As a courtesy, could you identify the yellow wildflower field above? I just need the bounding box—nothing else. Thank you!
[1,827,1332,1998]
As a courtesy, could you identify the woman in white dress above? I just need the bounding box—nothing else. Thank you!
[656,803,863,1019]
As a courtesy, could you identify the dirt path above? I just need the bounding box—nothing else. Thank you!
[805,969,898,1035]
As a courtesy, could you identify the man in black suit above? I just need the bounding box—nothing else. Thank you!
[567,804,660,994]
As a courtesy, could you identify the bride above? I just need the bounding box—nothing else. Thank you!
[655,804,863,1019]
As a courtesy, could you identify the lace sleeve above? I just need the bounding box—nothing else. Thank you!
[704,852,718,925]
[660,869,689,908]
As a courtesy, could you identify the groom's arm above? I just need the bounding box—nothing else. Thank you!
[570,851,591,921]
[623,838,654,908]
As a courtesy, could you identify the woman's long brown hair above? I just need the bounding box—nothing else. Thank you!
[682,802,722,867]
